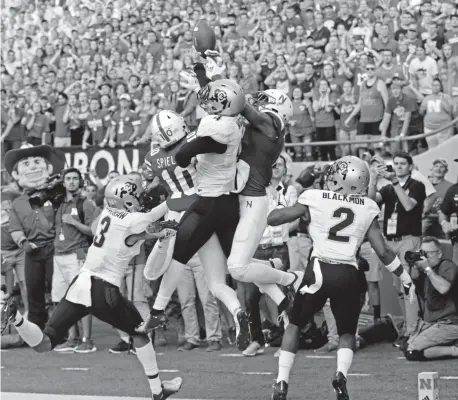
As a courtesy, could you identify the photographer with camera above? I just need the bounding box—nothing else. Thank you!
[4,145,58,331]
[439,160,458,264]
[52,168,99,353]
[402,236,458,361]
[369,152,426,341]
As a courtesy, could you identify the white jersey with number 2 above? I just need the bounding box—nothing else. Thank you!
[83,203,167,287]
[298,189,380,267]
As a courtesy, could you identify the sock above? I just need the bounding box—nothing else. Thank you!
[153,259,185,311]
[373,305,381,320]
[135,340,162,395]
[118,331,129,343]
[336,348,354,377]
[14,312,44,348]
[257,283,286,306]
[277,350,295,383]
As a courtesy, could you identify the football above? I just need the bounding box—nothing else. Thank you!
[193,19,216,56]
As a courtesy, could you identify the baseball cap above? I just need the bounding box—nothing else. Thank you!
[119,93,131,101]
[433,158,448,169]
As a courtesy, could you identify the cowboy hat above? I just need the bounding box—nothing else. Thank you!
[4,145,65,176]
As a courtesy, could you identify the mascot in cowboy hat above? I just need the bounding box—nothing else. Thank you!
[3,144,65,330]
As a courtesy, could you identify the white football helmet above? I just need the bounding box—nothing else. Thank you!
[197,79,246,117]
[151,110,189,149]
[255,89,293,129]
[325,156,370,196]
[104,174,144,212]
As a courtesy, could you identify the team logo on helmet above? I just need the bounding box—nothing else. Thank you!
[116,182,138,199]
[335,161,348,180]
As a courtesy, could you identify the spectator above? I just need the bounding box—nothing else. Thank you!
[1,189,28,317]
[369,152,426,341]
[176,252,223,353]
[440,164,458,265]
[404,236,458,361]
[423,159,453,239]
[52,168,98,353]
[1,95,25,155]
[420,78,455,149]
[288,87,314,161]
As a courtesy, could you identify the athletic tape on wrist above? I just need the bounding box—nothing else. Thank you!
[385,256,401,272]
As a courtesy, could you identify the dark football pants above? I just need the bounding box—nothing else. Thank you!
[172,193,240,265]
[43,277,143,349]
[290,258,361,336]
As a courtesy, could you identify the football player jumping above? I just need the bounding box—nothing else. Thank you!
[1,175,182,400]
[267,156,415,400]
[139,80,254,350]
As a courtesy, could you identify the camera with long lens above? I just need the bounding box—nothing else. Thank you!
[404,250,426,264]
[28,174,66,209]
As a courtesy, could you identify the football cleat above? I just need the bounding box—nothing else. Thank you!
[235,310,251,351]
[332,372,350,400]
[152,377,183,400]
[272,380,288,400]
[137,311,169,333]
[1,296,18,335]
[285,271,304,313]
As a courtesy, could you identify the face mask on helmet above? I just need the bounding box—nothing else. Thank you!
[251,90,293,128]
[197,80,246,117]
[152,110,189,149]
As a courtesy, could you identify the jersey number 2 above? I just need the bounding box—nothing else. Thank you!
[93,216,111,248]
[327,207,355,243]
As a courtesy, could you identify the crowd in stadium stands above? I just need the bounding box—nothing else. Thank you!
[1,0,458,362]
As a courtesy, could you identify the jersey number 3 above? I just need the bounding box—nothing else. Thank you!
[327,207,355,243]
[93,216,111,248]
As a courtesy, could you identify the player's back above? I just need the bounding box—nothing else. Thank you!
[298,189,380,267]
[194,114,245,197]
[83,208,145,286]
[144,138,198,212]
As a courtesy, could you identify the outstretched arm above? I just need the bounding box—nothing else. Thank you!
[268,203,309,226]
[175,136,227,167]
[241,103,279,139]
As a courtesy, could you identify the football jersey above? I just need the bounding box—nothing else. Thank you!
[83,206,164,287]
[194,114,245,197]
[86,110,111,144]
[111,110,141,143]
[298,189,380,267]
[144,137,198,212]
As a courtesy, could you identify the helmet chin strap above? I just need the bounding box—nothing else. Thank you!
[260,109,285,130]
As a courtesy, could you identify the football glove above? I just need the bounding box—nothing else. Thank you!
[204,50,225,79]
[145,220,179,240]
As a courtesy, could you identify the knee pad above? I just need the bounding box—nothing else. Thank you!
[228,264,249,283]
[404,349,426,361]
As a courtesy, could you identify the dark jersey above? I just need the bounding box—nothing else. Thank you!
[239,114,284,197]
[144,137,198,212]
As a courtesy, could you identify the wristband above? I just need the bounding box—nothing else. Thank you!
[392,180,400,186]
[424,266,432,274]
[385,256,402,272]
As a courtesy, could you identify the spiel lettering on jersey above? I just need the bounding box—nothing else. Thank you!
[322,192,365,205]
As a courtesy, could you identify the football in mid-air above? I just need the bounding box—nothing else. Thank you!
[193,19,216,56]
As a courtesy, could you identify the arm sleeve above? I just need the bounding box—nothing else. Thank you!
[297,189,316,206]
[438,261,458,286]
[410,180,427,204]
[128,201,168,233]
[175,136,227,167]
[193,63,211,88]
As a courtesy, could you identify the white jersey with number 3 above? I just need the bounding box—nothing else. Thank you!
[298,189,380,267]
[83,205,166,287]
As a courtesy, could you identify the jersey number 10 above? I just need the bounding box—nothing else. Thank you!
[162,167,195,194]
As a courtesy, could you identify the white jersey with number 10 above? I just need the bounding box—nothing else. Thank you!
[298,189,380,267]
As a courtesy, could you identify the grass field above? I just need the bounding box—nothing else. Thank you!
[1,318,457,400]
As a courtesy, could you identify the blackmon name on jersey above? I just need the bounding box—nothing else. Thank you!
[144,137,198,212]
[298,189,380,267]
